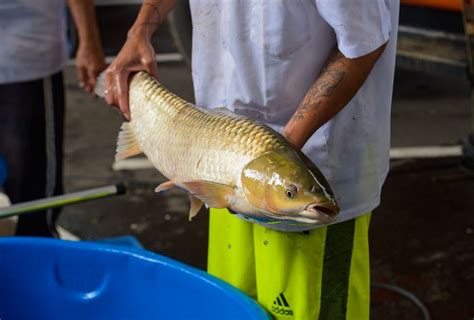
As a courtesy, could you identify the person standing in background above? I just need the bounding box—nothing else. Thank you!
[0,0,106,237]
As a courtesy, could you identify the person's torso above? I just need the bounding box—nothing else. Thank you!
[0,0,67,84]
[189,0,399,230]
[190,0,336,123]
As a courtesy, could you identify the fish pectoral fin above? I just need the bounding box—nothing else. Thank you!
[181,180,235,209]
[154,180,177,193]
[188,195,204,221]
[115,122,143,161]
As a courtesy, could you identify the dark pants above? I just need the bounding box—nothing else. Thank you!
[0,72,65,237]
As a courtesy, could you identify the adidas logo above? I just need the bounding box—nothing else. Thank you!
[271,292,294,317]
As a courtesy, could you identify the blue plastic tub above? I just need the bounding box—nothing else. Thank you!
[0,237,270,320]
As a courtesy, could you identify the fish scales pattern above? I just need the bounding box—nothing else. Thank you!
[130,72,288,186]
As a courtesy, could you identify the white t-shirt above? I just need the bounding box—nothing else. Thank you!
[0,0,67,84]
[190,0,399,231]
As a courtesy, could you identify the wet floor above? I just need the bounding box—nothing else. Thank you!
[57,62,473,319]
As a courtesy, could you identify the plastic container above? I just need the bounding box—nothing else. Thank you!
[0,156,14,235]
[0,156,6,188]
[0,237,270,320]
[0,155,8,206]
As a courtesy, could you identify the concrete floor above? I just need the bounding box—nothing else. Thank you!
[57,63,474,319]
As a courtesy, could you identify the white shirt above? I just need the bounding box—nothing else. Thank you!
[190,0,399,231]
[0,0,67,84]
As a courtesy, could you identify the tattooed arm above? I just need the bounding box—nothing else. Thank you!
[282,44,387,149]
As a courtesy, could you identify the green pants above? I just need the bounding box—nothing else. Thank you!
[208,209,371,320]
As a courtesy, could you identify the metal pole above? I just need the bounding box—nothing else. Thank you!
[0,184,126,219]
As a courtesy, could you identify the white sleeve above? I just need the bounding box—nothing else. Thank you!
[316,0,393,58]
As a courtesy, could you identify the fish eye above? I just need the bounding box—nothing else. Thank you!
[285,184,297,199]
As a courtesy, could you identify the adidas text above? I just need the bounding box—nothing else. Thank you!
[271,306,293,316]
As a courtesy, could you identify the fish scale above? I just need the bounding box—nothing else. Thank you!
[129,72,289,186]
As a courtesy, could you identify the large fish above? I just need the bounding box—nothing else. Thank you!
[96,71,339,225]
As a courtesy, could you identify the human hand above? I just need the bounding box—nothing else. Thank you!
[75,42,106,94]
[103,29,159,120]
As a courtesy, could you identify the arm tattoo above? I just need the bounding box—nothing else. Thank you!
[127,2,162,38]
[294,101,321,120]
[291,51,346,121]
[128,22,161,37]
[143,2,163,24]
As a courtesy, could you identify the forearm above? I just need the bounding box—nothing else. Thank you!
[128,0,176,40]
[103,0,176,117]
[283,44,387,149]
[67,0,101,46]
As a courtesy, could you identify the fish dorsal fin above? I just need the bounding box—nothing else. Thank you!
[189,195,204,221]
[209,107,245,119]
[181,180,235,208]
[116,122,143,161]
[211,107,233,116]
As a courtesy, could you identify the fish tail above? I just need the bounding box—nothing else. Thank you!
[94,71,107,98]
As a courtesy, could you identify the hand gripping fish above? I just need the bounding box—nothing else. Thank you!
[96,72,339,225]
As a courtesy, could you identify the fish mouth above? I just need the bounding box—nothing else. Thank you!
[299,201,340,224]
[255,201,340,225]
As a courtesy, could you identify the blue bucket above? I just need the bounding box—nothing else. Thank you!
[0,238,270,320]
[0,155,7,188]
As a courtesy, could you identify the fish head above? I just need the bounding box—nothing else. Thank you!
[241,150,339,225]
